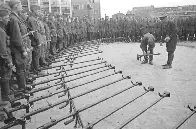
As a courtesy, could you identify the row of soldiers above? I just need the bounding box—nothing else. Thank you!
[1,0,196,107]
[96,16,196,42]
[0,0,97,107]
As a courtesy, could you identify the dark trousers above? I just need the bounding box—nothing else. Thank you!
[167,51,174,66]
[0,63,12,99]
[50,42,57,55]
[143,47,154,61]
[32,46,40,71]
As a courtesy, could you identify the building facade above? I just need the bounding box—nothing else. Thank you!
[127,5,196,18]
[20,0,71,16]
[71,0,101,19]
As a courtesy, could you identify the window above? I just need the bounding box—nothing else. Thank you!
[73,5,80,10]
[94,10,99,15]
[80,4,84,10]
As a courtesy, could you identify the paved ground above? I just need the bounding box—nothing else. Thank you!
[177,41,196,48]
[0,42,196,129]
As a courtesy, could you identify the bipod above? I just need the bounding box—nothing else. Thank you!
[46,57,102,70]
[8,65,110,106]
[54,49,100,61]
[172,105,196,129]
[35,58,103,79]
[33,65,110,93]
[49,51,103,64]
[36,78,143,129]
[57,66,118,98]
[137,53,161,61]
[54,49,101,60]
[57,66,119,96]
[84,86,155,129]
[55,65,116,90]
[59,44,99,57]
[2,75,130,129]
[115,91,170,129]
[55,45,99,58]
[58,74,83,128]
[31,61,107,88]
[14,66,116,113]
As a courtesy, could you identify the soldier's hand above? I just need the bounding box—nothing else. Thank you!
[7,62,13,69]
[164,36,170,42]
[22,51,28,58]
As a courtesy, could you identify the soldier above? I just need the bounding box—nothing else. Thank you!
[19,10,33,84]
[37,12,48,66]
[0,4,13,105]
[56,15,64,51]
[8,0,28,90]
[62,17,68,48]
[27,4,42,74]
[140,28,155,65]
[47,14,57,55]
[67,17,72,47]
[160,16,178,69]
[43,15,51,61]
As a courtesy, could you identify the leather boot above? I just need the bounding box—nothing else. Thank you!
[1,80,10,101]
[16,74,26,90]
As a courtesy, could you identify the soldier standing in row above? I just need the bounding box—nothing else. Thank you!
[43,15,51,61]
[0,4,13,105]
[19,10,33,83]
[8,0,28,90]
[28,5,41,74]
[38,12,48,66]
[56,15,64,51]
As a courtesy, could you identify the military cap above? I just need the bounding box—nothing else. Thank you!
[0,4,11,17]
[8,0,21,8]
[159,15,167,20]
[30,5,40,12]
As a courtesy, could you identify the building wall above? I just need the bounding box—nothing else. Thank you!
[19,0,71,16]
[71,0,101,19]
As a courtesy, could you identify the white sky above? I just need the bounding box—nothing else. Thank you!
[100,0,196,17]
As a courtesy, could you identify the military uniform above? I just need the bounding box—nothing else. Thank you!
[8,1,27,90]
[19,12,33,82]
[140,32,155,65]
[56,16,64,51]
[160,16,178,69]
[27,5,41,73]
[0,7,12,103]
[47,15,57,55]
[37,18,48,66]
[43,17,51,60]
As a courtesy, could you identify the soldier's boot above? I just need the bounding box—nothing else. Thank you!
[149,54,153,65]
[25,65,34,85]
[16,74,26,91]
[162,64,168,66]
[163,52,174,69]
[149,60,153,65]
[141,59,148,64]
[1,80,10,101]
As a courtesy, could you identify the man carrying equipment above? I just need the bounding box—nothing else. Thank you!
[140,28,155,65]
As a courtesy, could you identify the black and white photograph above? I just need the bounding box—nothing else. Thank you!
[0,0,196,128]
